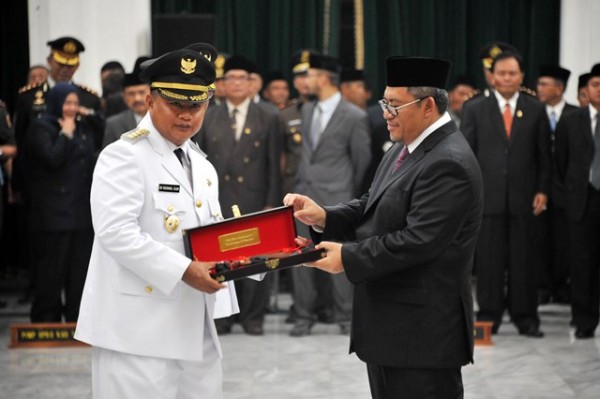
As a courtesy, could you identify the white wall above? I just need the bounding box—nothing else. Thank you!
[28,0,151,94]
[560,0,600,104]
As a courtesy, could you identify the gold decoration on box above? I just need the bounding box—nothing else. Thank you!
[265,259,280,270]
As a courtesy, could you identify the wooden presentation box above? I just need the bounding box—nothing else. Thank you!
[183,206,325,281]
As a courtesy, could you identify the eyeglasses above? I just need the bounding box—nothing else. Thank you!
[378,98,423,117]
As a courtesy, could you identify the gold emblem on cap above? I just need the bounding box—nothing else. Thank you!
[200,52,212,62]
[516,110,523,118]
[490,45,502,59]
[244,128,251,135]
[181,58,197,74]
[301,50,310,63]
[165,215,180,233]
[293,133,302,143]
[63,41,77,54]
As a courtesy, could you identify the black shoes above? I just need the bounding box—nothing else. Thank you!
[289,322,313,337]
[574,329,595,339]
[243,322,264,336]
[518,325,545,338]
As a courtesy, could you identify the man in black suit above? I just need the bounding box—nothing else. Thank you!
[462,52,552,337]
[285,56,483,398]
[102,57,150,147]
[535,65,579,304]
[555,63,600,339]
[196,55,282,336]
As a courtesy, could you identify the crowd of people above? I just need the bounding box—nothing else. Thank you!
[0,36,599,345]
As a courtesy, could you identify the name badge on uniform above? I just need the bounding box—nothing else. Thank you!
[159,184,180,193]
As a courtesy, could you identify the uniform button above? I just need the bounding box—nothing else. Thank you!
[167,205,174,212]
[196,200,203,208]
[243,157,250,163]
[254,141,260,147]
[237,176,244,183]
[224,174,230,181]
[145,286,153,294]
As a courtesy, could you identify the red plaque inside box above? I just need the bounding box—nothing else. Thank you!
[185,206,297,261]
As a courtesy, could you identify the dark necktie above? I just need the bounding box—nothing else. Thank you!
[174,148,185,167]
[231,108,239,140]
[591,113,600,190]
[392,146,409,173]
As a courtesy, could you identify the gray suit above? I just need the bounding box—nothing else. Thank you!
[293,97,371,328]
[103,110,140,148]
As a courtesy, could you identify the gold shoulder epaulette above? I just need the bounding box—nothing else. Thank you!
[75,84,100,97]
[519,86,537,97]
[466,89,481,100]
[121,128,150,143]
[18,82,43,94]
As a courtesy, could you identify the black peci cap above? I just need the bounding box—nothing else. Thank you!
[123,56,151,88]
[590,63,600,78]
[579,72,592,89]
[223,56,258,75]
[139,47,216,103]
[386,56,451,89]
[47,36,85,66]
[539,65,571,86]
[340,69,366,83]
[264,71,287,87]
[306,52,340,74]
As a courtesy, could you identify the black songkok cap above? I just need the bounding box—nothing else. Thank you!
[47,36,85,66]
[479,41,520,70]
[590,63,600,78]
[223,56,258,75]
[139,47,216,103]
[449,75,475,90]
[539,65,571,85]
[579,72,592,89]
[340,69,366,83]
[264,71,287,87]
[123,56,151,88]
[306,52,340,74]
[386,56,451,89]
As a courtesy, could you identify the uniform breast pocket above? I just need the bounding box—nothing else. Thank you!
[152,192,188,239]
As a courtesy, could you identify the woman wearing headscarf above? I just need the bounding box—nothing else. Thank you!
[26,82,101,322]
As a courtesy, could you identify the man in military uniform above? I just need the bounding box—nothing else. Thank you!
[14,36,104,148]
[262,71,290,110]
[76,45,233,398]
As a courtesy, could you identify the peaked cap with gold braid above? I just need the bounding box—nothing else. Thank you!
[140,45,217,103]
[47,36,85,66]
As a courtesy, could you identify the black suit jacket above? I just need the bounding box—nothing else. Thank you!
[555,107,596,222]
[196,101,282,218]
[317,120,483,368]
[461,93,552,215]
[26,117,100,231]
[550,103,579,207]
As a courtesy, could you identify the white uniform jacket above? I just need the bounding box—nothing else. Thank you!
[75,113,238,362]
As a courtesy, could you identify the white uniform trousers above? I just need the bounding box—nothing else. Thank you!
[91,319,222,399]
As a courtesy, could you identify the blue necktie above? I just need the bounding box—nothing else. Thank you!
[591,114,600,190]
[549,111,557,132]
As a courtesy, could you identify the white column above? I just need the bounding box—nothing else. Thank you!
[560,0,600,104]
[28,0,151,94]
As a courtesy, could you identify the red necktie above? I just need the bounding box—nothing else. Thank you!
[392,146,409,173]
[503,103,513,138]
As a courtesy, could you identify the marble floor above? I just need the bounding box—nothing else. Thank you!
[1,294,600,399]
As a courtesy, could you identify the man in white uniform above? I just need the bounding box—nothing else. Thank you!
[76,45,234,398]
